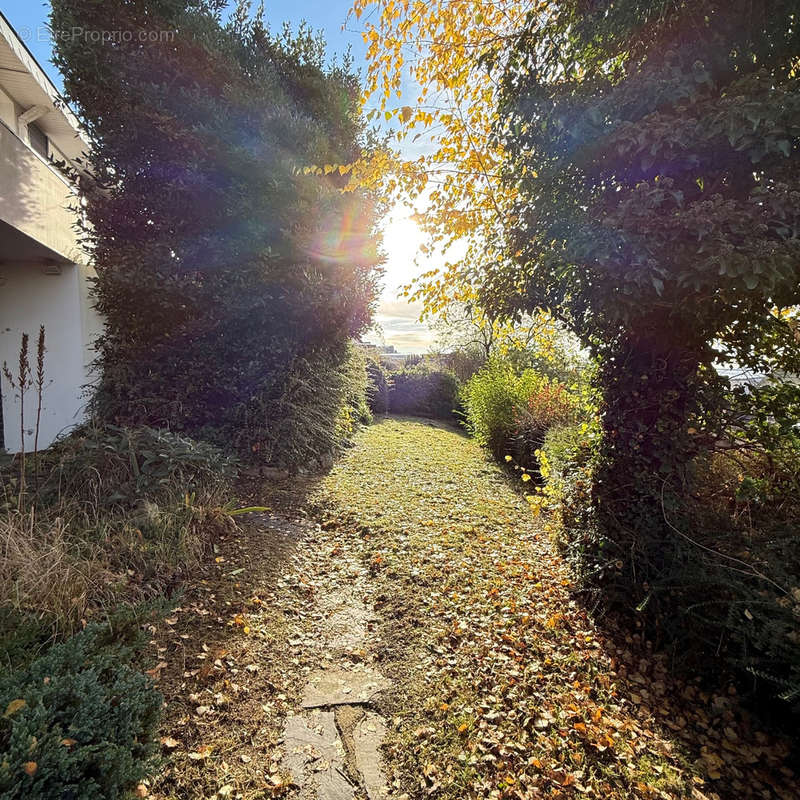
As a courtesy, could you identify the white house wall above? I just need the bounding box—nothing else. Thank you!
[0,260,98,451]
[0,15,102,453]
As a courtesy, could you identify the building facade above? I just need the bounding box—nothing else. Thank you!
[0,12,102,452]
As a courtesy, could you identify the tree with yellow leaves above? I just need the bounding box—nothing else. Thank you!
[348,0,540,315]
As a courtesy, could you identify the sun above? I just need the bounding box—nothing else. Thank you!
[380,204,427,299]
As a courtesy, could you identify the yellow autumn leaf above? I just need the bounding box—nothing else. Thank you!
[4,699,26,717]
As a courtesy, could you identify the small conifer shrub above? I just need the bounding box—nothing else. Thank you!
[0,624,161,799]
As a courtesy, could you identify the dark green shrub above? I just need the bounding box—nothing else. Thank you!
[0,623,161,799]
[672,522,800,708]
[678,439,800,705]
[0,609,51,674]
[389,368,459,420]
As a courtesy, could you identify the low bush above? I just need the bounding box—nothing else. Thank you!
[389,367,459,420]
[681,444,800,705]
[462,359,579,468]
[0,609,52,674]
[0,425,234,634]
[532,421,601,575]
[0,623,161,799]
[538,423,595,486]
[460,360,519,458]
[36,425,235,511]
[509,379,578,470]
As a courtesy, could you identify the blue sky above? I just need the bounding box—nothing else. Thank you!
[1,0,434,352]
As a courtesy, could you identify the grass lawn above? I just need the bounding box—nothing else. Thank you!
[312,417,795,800]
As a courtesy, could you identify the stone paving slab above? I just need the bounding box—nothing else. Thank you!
[301,667,390,709]
[282,711,355,800]
[353,712,389,800]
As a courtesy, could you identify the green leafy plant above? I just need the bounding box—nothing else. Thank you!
[0,623,161,799]
[38,424,235,511]
[461,359,580,466]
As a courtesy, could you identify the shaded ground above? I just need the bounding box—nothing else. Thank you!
[146,477,391,800]
[147,417,795,800]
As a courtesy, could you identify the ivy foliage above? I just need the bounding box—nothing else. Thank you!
[493,0,800,592]
[50,0,381,462]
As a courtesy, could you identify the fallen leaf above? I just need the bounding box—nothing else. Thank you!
[160,736,180,749]
[4,699,26,717]
[188,745,214,760]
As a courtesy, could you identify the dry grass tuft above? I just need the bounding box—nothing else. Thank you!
[0,425,235,636]
[0,509,110,630]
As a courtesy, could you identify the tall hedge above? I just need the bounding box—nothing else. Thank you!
[495,0,800,598]
[50,0,380,461]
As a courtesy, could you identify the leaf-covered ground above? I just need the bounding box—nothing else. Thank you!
[312,418,796,800]
[148,417,795,800]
